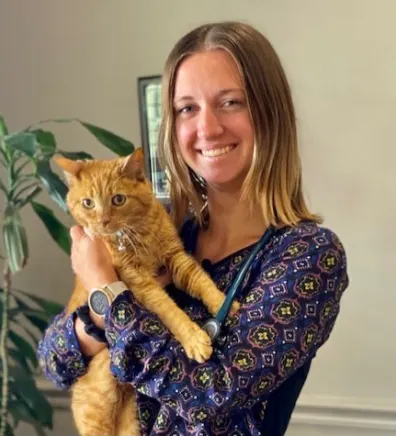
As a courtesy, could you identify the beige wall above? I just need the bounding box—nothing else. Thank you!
[1,0,396,434]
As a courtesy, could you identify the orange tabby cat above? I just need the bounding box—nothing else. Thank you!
[54,148,239,436]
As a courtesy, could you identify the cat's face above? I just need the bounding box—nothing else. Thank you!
[55,150,154,236]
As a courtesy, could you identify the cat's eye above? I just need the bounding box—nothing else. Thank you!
[82,198,94,209]
[112,194,126,206]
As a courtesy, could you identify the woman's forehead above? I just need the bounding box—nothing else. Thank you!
[174,50,244,98]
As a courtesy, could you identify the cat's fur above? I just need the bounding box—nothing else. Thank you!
[54,149,238,436]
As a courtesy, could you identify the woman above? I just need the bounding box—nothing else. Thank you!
[38,21,349,435]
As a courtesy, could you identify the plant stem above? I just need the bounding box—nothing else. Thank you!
[0,262,10,436]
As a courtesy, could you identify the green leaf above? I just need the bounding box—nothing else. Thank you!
[32,129,57,159]
[25,312,50,333]
[0,113,9,136]
[4,132,37,158]
[79,121,134,156]
[32,423,47,436]
[13,289,63,317]
[15,158,31,177]
[8,331,38,370]
[8,307,51,323]
[0,177,6,194]
[8,399,33,428]
[58,150,93,160]
[12,318,40,348]
[31,201,71,255]
[35,160,68,212]
[8,399,22,428]
[2,205,29,273]
[8,347,31,373]
[16,186,42,208]
[9,367,53,429]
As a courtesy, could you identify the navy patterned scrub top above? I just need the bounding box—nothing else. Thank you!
[37,220,349,436]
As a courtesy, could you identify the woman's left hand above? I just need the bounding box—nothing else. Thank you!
[70,226,118,291]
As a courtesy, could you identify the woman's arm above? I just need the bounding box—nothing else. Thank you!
[37,226,116,388]
[37,310,91,390]
[104,226,348,425]
[37,225,173,388]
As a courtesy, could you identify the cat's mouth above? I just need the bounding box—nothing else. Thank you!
[86,226,118,238]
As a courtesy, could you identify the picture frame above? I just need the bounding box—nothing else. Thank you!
[137,75,170,201]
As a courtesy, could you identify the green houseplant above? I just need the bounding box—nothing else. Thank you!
[0,113,135,436]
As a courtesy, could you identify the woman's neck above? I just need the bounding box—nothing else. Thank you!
[195,189,267,263]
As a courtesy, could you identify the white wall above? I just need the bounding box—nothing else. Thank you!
[1,0,395,434]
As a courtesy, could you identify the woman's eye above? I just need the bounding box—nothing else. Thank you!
[112,194,126,206]
[82,198,94,209]
[223,99,241,108]
[176,105,193,115]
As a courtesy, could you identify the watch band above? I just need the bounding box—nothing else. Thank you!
[76,304,107,343]
[101,281,129,300]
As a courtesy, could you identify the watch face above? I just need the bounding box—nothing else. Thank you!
[89,290,110,316]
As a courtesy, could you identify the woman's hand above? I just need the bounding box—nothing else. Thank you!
[70,226,118,291]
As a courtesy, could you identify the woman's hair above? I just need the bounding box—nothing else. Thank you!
[158,21,322,228]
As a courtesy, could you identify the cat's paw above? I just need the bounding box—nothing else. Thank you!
[182,323,213,363]
[229,300,241,316]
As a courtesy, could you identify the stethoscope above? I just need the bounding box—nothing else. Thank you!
[202,226,275,342]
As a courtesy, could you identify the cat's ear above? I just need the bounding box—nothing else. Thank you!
[53,155,84,185]
[121,148,145,182]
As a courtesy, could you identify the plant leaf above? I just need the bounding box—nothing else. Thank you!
[79,121,134,156]
[35,160,68,212]
[4,132,37,158]
[0,113,9,136]
[8,346,31,373]
[8,307,51,323]
[11,318,40,348]
[8,330,38,370]
[16,186,42,208]
[0,177,6,194]
[13,289,63,317]
[32,129,57,159]
[57,150,93,160]
[32,423,47,436]
[9,367,53,429]
[2,205,29,273]
[31,201,71,255]
[24,312,51,333]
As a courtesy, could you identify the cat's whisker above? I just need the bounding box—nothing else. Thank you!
[122,227,150,256]
[120,229,138,256]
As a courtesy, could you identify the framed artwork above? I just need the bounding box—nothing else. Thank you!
[137,75,170,201]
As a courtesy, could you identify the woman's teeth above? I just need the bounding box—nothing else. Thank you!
[201,144,235,157]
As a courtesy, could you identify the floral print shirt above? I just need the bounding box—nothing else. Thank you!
[37,220,349,435]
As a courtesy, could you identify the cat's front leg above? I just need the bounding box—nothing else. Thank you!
[167,251,240,316]
[119,270,213,363]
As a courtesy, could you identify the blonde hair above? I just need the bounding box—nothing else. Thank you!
[158,21,322,229]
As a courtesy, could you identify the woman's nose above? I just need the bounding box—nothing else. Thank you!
[197,107,224,140]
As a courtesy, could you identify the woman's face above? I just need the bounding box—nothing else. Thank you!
[174,49,255,192]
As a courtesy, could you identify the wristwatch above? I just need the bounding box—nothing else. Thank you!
[88,281,128,318]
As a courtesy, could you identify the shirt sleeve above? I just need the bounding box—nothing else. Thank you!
[105,227,349,425]
[37,309,89,390]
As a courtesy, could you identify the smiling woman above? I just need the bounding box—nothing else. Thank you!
[158,23,316,231]
[37,21,349,436]
[173,50,255,191]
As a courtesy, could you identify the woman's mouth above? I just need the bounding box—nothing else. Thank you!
[200,144,237,158]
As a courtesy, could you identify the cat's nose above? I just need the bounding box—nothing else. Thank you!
[99,218,111,226]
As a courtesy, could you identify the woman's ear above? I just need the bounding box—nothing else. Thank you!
[53,155,84,185]
[120,148,145,181]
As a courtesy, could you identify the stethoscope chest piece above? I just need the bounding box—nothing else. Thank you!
[202,318,221,342]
